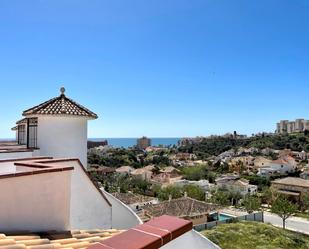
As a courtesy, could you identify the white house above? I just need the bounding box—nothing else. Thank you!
[174,179,212,192]
[13,87,97,168]
[257,157,297,177]
[215,175,257,196]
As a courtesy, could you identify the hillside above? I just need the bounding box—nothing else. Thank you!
[179,133,309,159]
[202,221,309,249]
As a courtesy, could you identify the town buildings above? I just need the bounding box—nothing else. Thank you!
[257,156,297,177]
[271,177,309,204]
[215,174,257,196]
[136,136,151,149]
[142,196,219,225]
[112,192,159,212]
[174,179,212,192]
[276,119,309,134]
[115,165,135,174]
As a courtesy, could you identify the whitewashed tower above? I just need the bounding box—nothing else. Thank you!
[22,87,97,167]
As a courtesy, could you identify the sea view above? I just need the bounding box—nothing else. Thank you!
[89,137,180,148]
[1,2,309,248]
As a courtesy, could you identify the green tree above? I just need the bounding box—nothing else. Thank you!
[262,187,274,208]
[302,192,309,212]
[271,196,297,229]
[229,191,242,206]
[243,195,261,214]
[211,190,230,206]
[181,165,209,181]
[183,185,205,201]
[155,185,183,201]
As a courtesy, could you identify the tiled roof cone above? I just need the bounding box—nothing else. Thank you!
[22,87,98,119]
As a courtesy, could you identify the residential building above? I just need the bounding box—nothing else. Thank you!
[115,165,135,174]
[136,136,151,149]
[271,177,309,204]
[142,197,219,225]
[257,156,297,177]
[174,179,212,192]
[215,175,257,196]
[112,192,159,212]
[172,153,197,161]
[151,168,183,187]
[253,156,272,169]
[300,170,309,180]
[131,165,155,180]
[276,119,309,134]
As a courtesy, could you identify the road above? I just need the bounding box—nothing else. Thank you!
[264,212,309,235]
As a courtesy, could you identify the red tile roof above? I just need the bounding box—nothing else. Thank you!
[0,229,124,249]
[87,215,192,249]
[22,89,98,119]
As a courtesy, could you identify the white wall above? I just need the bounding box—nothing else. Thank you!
[161,230,221,249]
[102,189,142,229]
[0,151,36,160]
[0,171,71,232]
[37,116,88,167]
[269,162,294,174]
[47,160,112,229]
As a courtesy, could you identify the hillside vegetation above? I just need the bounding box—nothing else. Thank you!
[202,221,309,249]
[179,133,309,159]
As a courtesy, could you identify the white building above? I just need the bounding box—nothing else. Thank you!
[13,87,96,168]
[0,88,220,249]
[174,179,212,192]
[257,157,297,177]
[215,175,257,196]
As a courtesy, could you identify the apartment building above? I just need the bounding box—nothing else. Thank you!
[276,119,309,134]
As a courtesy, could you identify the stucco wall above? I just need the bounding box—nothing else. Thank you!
[47,160,112,229]
[37,116,88,167]
[0,171,71,232]
[102,189,142,229]
[0,151,35,160]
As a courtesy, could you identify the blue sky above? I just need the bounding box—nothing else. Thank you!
[0,0,308,138]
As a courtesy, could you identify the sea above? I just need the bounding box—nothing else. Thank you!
[0,137,181,148]
[89,138,181,148]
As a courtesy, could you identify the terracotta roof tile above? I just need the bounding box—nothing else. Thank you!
[22,90,97,119]
[112,192,156,205]
[0,230,124,249]
[143,197,219,218]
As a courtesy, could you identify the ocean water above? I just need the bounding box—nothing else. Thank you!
[89,138,180,148]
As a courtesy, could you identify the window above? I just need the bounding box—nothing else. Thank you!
[17,124,26,145]
[27,118,38,148]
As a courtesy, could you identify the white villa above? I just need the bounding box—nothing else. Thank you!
[215,174,257,196]
[257,156,297,177]
[0,88,218,249]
